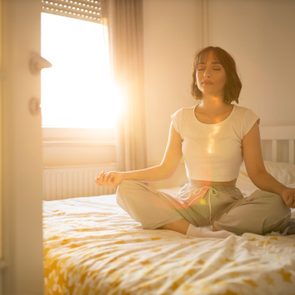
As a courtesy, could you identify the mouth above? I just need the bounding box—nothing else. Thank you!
[202,80,214,85]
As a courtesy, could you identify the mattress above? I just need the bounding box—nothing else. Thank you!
[44,180,295,294]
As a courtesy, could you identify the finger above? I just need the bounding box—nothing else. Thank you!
[96,171,105,184]
[95,174,101,184]
[95,173,101,183]
[108,174,115,184]
[287,195,294,207]
[105,172,113,185]
[283,198,290,208]
[102,172,109,184]
[286,196,293,207]
[95,172,101,184]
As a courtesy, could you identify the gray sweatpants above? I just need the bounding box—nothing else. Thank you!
[116,180,291,235]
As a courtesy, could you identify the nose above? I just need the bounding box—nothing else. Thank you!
[203,67,212,77]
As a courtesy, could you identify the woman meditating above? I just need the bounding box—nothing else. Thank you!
[96,46,294,238]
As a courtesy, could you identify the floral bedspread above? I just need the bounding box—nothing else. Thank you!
[43,195,295,295]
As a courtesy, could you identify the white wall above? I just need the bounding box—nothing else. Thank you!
[143,0,203,166]
[206,0,295,125]
[143,0,295,168]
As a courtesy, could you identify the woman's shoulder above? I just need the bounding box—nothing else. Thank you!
[233,105,259,118]
[232,105,260,136]
[171,106,195,135]
[234,104,253,113]
[171,106,195,117]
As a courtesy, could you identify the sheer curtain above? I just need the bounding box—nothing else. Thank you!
[106,0,147,171]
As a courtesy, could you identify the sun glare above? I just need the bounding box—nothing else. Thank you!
[41,13,122,128]
[207,125,221,154]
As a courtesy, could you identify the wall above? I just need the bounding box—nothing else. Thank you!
[143,0,203,167]
[205,0,295,125]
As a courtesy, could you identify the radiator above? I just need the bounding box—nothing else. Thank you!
[43,164,117,200]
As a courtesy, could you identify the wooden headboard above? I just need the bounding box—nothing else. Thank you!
[260,125,295,164]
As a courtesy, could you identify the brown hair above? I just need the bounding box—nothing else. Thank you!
[191,46,242,104]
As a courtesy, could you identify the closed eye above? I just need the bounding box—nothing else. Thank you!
[197,67,221,71]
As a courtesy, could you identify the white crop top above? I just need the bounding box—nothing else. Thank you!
[171,105,259,182]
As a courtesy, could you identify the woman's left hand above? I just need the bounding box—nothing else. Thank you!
[281,188,295,208]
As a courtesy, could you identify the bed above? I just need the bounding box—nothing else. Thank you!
[43,125,295,295]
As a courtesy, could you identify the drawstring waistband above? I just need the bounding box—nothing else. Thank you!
[189,179,237,187]
[178,183,229,225]
[206,187,218,224]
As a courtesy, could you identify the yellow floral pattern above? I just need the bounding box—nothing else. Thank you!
[43,196,295,295]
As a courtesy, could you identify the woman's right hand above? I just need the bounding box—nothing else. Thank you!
[95,171,124,186]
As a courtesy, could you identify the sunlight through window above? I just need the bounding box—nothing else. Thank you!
[41,13,122,129]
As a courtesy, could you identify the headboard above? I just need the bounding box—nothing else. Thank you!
[260,126,295,164]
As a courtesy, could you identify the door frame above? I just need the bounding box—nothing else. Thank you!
[1,0,43,293]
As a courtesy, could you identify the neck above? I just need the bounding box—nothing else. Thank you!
[198,95,228,110]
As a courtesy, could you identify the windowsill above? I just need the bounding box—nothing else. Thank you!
[42,128,116,147]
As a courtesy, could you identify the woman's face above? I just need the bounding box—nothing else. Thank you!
[196,51,227,98]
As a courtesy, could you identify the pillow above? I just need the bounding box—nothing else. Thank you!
[239,161,295,185]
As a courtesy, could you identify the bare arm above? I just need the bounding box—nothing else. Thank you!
[242,122,295,207]
[96,123,183,185]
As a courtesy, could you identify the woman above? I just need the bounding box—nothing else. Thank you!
[96,46,294,238]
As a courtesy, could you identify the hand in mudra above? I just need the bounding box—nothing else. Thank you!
[281,188,295,208]
[96,171,124,186]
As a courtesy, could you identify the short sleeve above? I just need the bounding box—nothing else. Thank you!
[170,108,183,136]
[241,108,260,137]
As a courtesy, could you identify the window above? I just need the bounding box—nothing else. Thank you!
[41,12,122,130]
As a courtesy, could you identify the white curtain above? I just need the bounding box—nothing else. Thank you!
[107,0,147,171]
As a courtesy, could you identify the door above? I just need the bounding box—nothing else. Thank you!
[2,0,43,294]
